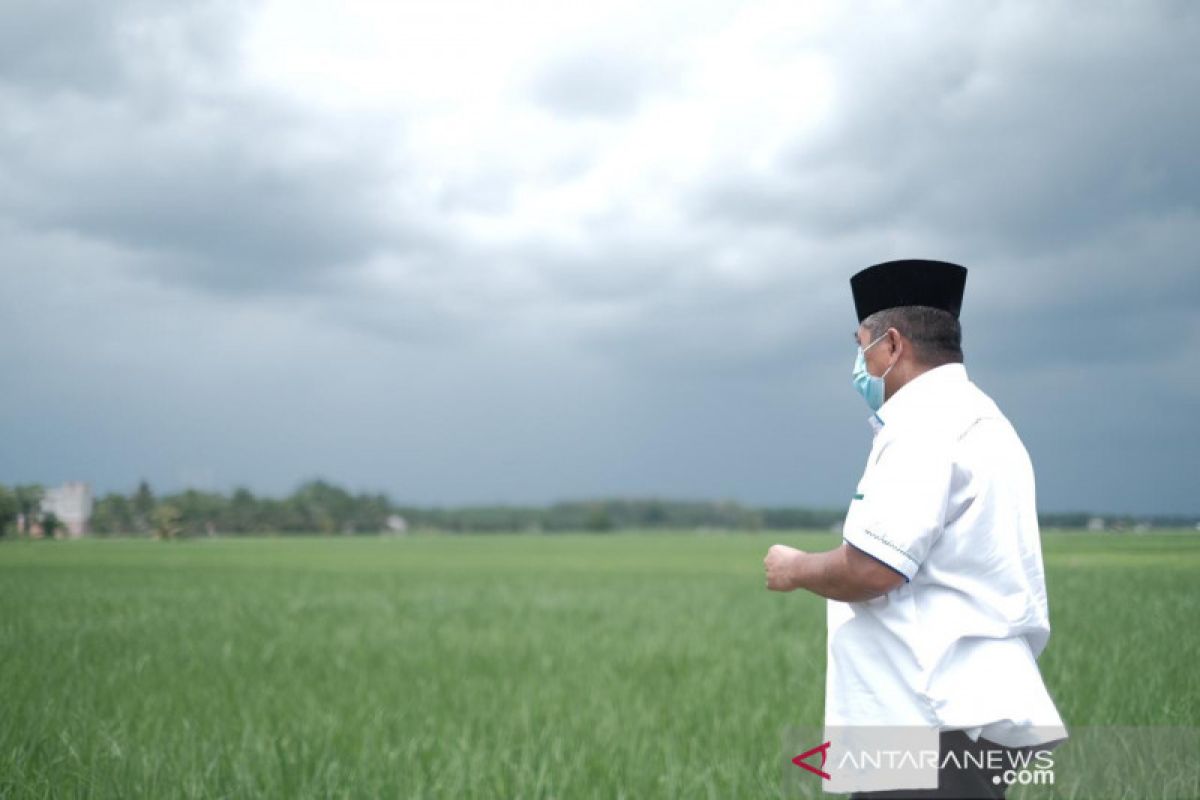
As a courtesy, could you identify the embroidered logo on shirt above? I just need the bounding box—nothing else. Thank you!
[852,493,864,500]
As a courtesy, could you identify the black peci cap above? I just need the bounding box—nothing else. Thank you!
[850,259,968,323]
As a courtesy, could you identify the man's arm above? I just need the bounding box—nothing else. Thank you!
[763,542,906,601]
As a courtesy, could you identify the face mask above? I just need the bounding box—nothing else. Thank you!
[852,332,895,411]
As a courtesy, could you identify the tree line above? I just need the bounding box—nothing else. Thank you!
[82,481,841,536]
[0,479,1194,537]
[0,485,56,537]
[0,479,848,536]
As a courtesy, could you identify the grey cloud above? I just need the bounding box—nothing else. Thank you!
[0,0,241,95]
[680,2,1200,379]
[10,146,390,296]
[0,1,148,92]
[521,235,690,302]
[0,10,436,299]
[693,2,1200,254]
[1,1,1196,515]
[531,47,673,119]
[564,265,849,380]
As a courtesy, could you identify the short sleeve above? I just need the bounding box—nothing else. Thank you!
[843,434,953,581]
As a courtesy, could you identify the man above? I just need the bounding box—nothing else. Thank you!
[764,259,1067,798]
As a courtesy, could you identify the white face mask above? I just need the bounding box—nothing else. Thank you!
[851,332,895,411]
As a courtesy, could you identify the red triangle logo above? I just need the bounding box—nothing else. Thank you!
[792,741,832,780]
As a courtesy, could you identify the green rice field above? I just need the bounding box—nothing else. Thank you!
[2,532,1198,798]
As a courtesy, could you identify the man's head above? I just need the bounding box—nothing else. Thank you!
[854,305,964,403]
[849,259,968,408]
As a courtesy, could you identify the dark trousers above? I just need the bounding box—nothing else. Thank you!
[849,730,1037,800]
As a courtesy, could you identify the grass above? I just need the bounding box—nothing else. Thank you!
[1,532,1198,798]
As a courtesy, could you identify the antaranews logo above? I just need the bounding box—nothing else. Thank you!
[786,725,1200,798]
[789,733,1056,791]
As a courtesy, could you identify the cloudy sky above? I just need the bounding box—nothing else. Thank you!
[2,0,1197,515]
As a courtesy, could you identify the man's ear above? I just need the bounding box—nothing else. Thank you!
[886,327,903,359]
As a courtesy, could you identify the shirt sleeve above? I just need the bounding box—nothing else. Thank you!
[843,434,953,581]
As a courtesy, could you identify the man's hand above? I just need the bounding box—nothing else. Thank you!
[764,544,806,592]
[764,542,906,601]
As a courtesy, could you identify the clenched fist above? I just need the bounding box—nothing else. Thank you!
[763,544,806,592]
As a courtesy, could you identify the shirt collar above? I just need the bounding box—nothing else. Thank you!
[866,362,970,432]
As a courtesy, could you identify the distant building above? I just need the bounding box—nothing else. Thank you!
[1086,516,1105,532]
[40,482,94,538]
[385,514,408,533]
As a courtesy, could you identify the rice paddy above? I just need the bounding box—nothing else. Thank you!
[2,531,1197,798]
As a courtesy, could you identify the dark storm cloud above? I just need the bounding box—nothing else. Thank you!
[0,1,433,298]
[684,2,1200,371]
[695,3,1200,253]
[966,215,1200,370]
[3,126,390,295]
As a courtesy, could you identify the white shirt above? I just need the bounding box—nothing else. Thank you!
[826,362,1067,752]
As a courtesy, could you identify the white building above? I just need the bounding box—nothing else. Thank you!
[41,482,94,538]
